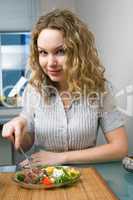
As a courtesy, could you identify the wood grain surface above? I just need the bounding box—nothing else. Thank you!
[0,167,119,200]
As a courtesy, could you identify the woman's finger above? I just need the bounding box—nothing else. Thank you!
[14,125,23,149]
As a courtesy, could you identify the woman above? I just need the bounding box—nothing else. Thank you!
[2,9,128,166]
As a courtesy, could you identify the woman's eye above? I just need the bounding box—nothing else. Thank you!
[56,49,65,55]
[38,50,47,56]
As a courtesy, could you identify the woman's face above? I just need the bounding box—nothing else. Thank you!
[37,29,67,88]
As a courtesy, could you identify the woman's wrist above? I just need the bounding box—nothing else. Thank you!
[59,150,88,164]
[60,152,68,164]
[59,151,76,164]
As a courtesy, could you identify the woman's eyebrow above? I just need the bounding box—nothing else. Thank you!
[37,47,46,50]
[55,45,64,50]
[37,44,64,51]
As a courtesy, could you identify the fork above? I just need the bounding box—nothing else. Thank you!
[19,146,33,171]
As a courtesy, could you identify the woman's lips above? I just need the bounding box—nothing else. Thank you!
[48,69,62,75]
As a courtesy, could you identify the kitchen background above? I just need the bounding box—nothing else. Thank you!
[0,0,133,165]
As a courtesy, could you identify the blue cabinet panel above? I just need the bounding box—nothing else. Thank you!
[0,32,31,97]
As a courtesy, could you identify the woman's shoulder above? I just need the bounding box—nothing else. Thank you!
[22,83,42,103]
[24,83,40,95]
[21,83,42,108]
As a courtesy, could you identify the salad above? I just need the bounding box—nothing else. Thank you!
[14,166,80,188]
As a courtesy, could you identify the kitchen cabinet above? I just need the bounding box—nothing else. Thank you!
[0,125,12,165]
[0,0,41,31]
[0,107,34,165]
[0,0,77,31]
[0,107,21,165]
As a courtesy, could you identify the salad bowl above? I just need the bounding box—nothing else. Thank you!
[13,165,81,189]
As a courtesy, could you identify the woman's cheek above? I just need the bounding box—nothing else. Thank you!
[39,57,44,66]
[39,58,47,68]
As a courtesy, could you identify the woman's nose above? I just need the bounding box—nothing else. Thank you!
[47,55,57,67]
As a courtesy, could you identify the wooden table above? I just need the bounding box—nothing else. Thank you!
[0,167,118,200]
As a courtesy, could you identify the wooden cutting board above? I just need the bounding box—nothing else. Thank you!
[0,167,119,200]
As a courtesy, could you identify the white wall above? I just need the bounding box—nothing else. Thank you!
[75,0,133,152]
[40,0,76,14]
[0,0,38,31]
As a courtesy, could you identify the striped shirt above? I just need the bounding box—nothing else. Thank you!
[20,83,125,152]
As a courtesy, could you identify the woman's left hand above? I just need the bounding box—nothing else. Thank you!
[19,150,66,167]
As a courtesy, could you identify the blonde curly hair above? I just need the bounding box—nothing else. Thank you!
[29,9,106,95]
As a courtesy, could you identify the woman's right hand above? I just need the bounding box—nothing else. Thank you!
[2,117,27,150]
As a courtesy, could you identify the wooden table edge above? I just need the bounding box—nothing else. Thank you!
[91,168,119,200]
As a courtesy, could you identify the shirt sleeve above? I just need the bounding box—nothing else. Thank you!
[19,84,36,135]
[99,82,126,134]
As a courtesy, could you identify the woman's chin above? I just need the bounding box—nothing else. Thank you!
[49,76,64,83]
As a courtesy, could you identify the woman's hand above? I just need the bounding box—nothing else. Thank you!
[2,116,27,150]
[19,150,66,167]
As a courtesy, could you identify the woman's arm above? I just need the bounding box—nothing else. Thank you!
[2,116,34,151]
[63,127,128,164]
[18,118,34,151]
[20,127,128,167]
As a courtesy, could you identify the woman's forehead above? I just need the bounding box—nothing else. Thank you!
[37,29,64,49]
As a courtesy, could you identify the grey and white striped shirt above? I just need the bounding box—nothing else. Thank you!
[20,83,125,152]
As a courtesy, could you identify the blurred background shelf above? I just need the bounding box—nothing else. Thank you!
[0,107,21,124]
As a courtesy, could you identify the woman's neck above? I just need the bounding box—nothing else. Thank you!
[58,81,69,93]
